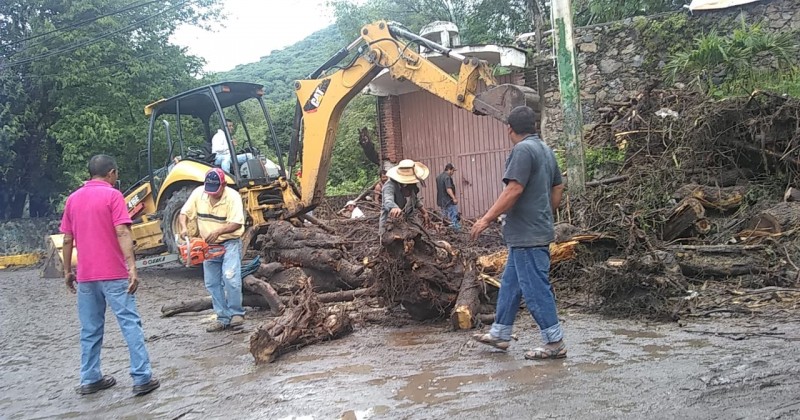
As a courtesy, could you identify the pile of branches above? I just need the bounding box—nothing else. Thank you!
[160,214,510,362]
[556,89,800,319]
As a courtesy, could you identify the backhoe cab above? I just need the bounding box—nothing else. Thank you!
[43,82,300,276]
[140,81,298,255]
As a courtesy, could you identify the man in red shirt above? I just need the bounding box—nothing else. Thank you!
[60,154,160,396]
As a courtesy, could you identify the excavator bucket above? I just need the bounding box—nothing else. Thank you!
[474,84,541,123]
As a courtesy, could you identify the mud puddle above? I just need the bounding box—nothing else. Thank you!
[1,267,799,419]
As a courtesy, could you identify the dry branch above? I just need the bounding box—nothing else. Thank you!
[249,277,353,364]
[243,275,284,315]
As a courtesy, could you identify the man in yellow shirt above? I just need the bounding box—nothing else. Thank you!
[179,168,246,332]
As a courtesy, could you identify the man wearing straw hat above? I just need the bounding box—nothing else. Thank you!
[379,159,431,237]
[470,105,567,360]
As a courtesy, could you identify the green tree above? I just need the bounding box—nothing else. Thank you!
[572,0,681,26]
[0,0,222,218]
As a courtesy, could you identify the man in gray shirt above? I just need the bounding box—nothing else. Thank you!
[436,163,461,231]
[470,105,567,360]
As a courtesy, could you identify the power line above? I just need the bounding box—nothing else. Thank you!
[24,51,162,79]
[2,0,163,49]
[1,0,192,69]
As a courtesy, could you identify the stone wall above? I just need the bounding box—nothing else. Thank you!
[0,218,61,256]
[538,0,800,143]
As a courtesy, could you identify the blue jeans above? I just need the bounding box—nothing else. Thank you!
[203,239,244,325]
[77,279,152,386]
[490,246,563,344]
[214,153,254,173]
[442,203,461,231]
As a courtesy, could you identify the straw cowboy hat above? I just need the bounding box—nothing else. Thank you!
[386,159,430,185]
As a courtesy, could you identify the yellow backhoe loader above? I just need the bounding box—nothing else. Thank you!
[42,21,538,277]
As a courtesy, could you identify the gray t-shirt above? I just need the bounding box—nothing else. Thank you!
[502,134,562,247]
[436,172,455,207]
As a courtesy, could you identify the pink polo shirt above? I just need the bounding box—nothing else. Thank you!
[60,179,132,282]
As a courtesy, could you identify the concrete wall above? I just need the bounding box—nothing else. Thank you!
[537,0,800,143]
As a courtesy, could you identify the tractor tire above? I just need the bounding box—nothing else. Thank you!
[161,186,196,255]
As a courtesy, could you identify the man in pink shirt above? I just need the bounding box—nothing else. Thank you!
[60,154,160,396]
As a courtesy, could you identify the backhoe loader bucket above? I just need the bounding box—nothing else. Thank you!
[41,234,77,278]
[474,84,541,123]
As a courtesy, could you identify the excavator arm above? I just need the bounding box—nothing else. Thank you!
[289,21,539,213]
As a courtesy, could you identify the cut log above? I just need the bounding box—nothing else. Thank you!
[161,294,272,317]
[662,197,706,241]
[249,277,353,364]
[317,288,372,303]
[450,265,481,330]
[477,234,616,275]
[258,266,365,294]
[674,251,767,279]
[256,262,285,278]
[740,201,800,236]
[784,187,800,202]
[672,183,747,211]
[243,275,285,316]
[263,220,344,249]
[269,249,365,287]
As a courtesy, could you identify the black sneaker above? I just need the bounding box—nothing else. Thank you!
[77,375,116,395]
[132,378,160,396]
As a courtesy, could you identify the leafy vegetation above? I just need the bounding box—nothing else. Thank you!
[0,0,221,218]
[665,20,800,97]
[572,0,681,26]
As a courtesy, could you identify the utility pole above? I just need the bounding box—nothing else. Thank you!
[552,0,586,194]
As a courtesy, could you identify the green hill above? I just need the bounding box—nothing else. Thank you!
[217,25,344,103]
[213,24,378,194]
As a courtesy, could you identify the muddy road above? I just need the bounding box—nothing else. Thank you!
[1,266,798,419]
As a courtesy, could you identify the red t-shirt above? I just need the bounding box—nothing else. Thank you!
[60,180,132,282]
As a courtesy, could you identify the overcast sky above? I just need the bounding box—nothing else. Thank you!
[171,0,334,73]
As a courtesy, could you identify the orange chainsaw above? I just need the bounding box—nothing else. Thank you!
[179,237,226,267]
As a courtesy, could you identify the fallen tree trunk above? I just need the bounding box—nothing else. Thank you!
[317,288,372,303]
[243,275,284,316]
[275,248,364,284]
[259,267,336,293]
[450,264,481,330]
[161,294,272,317]
[249,277,353,364]
[256,262,285,278]
[672,183,747,211]
[741,202,800,236]
[663,198,707,241]
[675,251,768,279]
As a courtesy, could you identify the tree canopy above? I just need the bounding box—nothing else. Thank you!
[0,0,692,219]
[0,0,222,218]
